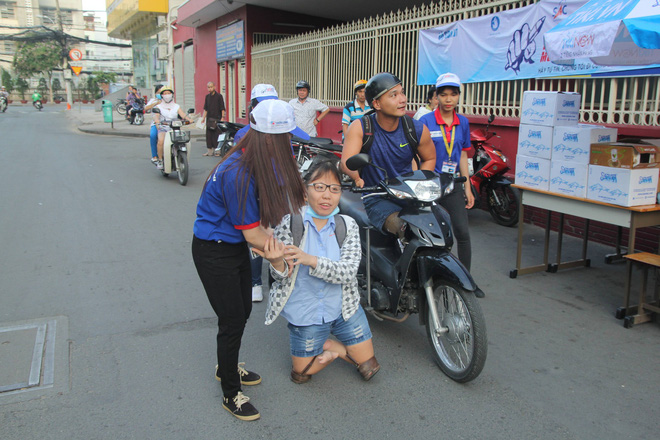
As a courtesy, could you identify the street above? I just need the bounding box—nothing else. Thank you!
[0,106,658,439]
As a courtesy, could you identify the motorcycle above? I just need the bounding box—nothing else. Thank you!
[216,121,246,157]
[152,107,195,186]
[469,115,520,227]
[0,96,7,112]
[340,153,487,383]
[127,98,145,125]
[33,100,43,111]
[291,136,345,177]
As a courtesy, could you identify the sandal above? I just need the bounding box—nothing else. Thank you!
[290,355,317,384]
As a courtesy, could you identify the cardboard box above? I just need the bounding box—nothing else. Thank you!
[518,124,553,159]
[550,160,588,198]
[552,125,618,164]
[515,155,551,191]
[520,91,581,127]
[590,141,660,169]
[587,165,659,206]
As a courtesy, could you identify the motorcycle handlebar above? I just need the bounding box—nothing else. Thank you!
[454,176,467,183]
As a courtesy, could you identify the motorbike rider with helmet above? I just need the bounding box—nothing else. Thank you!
[153,85,194,170]
[0,86,8,112]
[340,72,436,239]
[341,79,371,140]
[288,80,329,137]
[32,91,42,109]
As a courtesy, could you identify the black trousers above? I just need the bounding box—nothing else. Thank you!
[206,128,219,150]
[439,187,472,271]
[192,235,252,398]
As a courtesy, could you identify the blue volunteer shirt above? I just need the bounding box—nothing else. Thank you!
[359,114,425,187]
[281,211,342,326]
[193,152,260,243]
[233,125,250,144]
[419,110,470,175]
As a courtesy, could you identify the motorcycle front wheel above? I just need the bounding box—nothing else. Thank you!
[134,113,144,125]
[426,282,487,383]
[177,151,189,185]
[219,137,233,157]
[487,183,520,227]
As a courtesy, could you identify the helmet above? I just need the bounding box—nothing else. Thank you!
[295,80,310,91]
[353,79,367,94]
[365,73,401,106]
[159,85,174,94]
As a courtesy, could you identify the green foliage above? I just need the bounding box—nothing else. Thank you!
[37,77,49,96]
[91,71,116,85]
[1,69,13,94]
[13,41,62,78]
[15,78,29,99]
[52,78,62,93]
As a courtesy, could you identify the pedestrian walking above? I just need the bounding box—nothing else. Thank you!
[201,82,226,157]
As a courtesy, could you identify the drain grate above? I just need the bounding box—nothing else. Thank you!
[0,319,57,395]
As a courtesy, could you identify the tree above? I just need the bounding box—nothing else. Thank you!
[15,78,29,100]
[52,78,62,101]
[1,69,13,95]
[13,41,62,100]
[91,71,116,85]
[38,77,49,99]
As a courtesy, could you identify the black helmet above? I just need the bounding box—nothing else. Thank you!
[365,73,401,106]
[296,80,311,91]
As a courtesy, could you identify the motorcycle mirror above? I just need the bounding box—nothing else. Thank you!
[152,108,160,114]
[187,108,195,114]
[488,114,495,123]
[345,153,370,171]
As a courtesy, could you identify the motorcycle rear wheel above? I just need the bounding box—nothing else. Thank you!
[487,184,520,227]
[133,113,144,125]
[116,103,126,115]
[177,151,189,185]
[426,282,487,383]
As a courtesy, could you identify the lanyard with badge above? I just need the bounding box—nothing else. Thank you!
[440,125,457,175]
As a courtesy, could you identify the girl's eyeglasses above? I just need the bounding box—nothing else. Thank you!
[307,183,342,194]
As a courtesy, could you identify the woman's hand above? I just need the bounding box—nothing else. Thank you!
[252,236,288,273]
[284,245,317,269]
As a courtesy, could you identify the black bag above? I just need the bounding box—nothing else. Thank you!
[207,117,218,130]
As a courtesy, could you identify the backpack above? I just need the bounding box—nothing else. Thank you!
[360,114,421,167]
[290,213,347,248]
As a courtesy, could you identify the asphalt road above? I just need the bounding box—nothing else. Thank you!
[0,107,658,439]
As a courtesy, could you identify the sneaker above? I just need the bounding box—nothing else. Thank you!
[252,285,263,302]
[150,157,158,163]
[215,363,262,386]
[156,160,163,170]
[222,391,260,421]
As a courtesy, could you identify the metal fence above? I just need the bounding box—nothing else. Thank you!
[251,0,659,127]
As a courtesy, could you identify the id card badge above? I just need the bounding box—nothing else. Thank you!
[441,160,457,175]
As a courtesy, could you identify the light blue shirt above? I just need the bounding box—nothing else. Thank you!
[281,211,342,326]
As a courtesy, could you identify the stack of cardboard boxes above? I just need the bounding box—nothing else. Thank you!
[515,91,660,207]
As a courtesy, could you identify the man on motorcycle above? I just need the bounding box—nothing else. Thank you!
[340,72,436,238]
[125,86,139,121]
[32,91,42,108]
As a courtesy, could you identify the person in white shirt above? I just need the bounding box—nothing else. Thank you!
[288,80,329,137]
[153,85,194,170]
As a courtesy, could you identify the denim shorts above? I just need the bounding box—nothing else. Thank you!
[287,306,373,357]
[362,196,407,233]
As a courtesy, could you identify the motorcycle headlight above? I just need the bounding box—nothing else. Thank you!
[404,179,443,202]
[171,120,183,128]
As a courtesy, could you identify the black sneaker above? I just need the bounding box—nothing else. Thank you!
[222,391,260,421]
[215,363,262,386]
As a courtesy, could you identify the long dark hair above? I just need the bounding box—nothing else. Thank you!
[209,128,306,227]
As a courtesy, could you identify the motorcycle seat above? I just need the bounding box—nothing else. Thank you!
[339,191,397,247]
[308,137,333,145]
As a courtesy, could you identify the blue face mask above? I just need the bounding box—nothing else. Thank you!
[307,206,339,220]
[156,94,162,99]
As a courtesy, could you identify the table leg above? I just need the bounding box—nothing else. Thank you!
[605,226,625,264]
[510,193,549,278]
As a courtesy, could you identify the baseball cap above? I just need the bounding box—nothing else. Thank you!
[250,83,278,102]
[250,99,309,139]
[435,73,461,89]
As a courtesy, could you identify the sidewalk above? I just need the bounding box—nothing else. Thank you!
[63,103,205,139]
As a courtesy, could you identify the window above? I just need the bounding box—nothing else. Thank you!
[0,1,16,19]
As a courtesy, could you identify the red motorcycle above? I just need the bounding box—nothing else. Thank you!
[469,115,520,227]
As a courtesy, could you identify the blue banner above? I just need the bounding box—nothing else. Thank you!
[216,21,245,63]
[417,0,660,84]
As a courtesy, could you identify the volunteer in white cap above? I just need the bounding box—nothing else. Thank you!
[419,73,476,277]
[192,99,307,421]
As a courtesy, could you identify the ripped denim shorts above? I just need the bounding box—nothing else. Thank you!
[287,306,372,358]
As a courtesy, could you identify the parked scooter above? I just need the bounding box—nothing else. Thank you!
[152,107,194,185]
[216,121,246,157]
[0,96,7,113]
[115,98,127,116]
[340,153,487,383]
[127,98,145,125]
[292,136,344,176]
[469,115,520,227]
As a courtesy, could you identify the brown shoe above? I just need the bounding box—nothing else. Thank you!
[357,356,380,381]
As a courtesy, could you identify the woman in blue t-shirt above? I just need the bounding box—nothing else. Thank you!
[192,100,306,422]
[419,73,475,270]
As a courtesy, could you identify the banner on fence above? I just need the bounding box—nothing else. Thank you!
[417,0,660,85]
